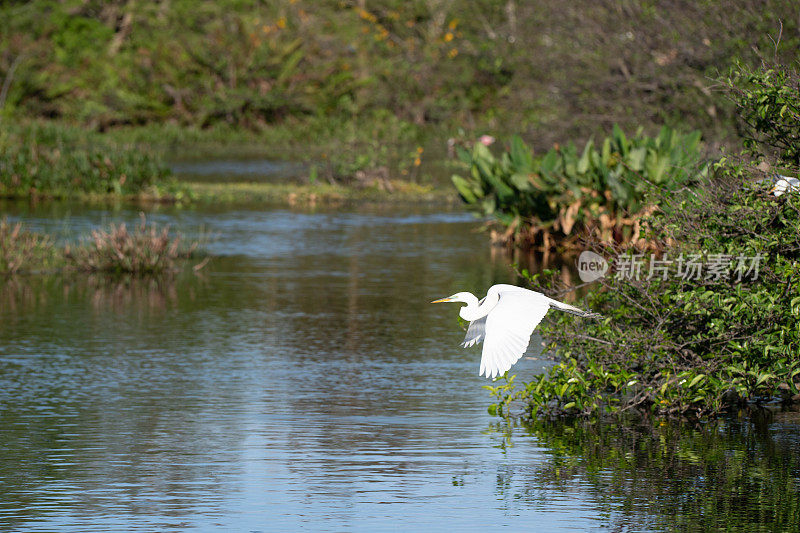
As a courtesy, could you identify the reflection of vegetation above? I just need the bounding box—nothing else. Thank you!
[452,126,705,248]
[489,414,800,532]
[487,61,800,420]
[0,215,202,275]
[0,273,193,317]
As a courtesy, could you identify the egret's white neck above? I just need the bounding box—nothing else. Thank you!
[458,291,499,322]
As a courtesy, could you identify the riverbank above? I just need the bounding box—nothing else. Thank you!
[0,120,460,208]
[185,180,458,207]
[3,181,459,208]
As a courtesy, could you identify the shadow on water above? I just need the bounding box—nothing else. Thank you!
[488,413,800,532]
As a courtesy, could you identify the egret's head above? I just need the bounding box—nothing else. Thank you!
[431,292,472,304]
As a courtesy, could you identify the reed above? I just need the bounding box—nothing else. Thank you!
[65,214,196,274]
[0,217,57,274]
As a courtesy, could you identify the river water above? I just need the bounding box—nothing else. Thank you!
[1,201,799,532]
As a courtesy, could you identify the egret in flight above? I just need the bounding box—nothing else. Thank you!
[432,284,601,379]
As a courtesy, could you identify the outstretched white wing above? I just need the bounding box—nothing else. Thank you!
[480,291,550,379]
[462,317,486,347]
[462,297,486,347]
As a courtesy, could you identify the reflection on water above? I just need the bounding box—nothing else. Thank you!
[0,201,798,531]
[490,413,800,532]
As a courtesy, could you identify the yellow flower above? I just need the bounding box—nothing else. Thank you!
[359,9,377,23]
[416,146,424,154]
[414,157,421,166]
[447,48,458,58]
[444,32,454,42]
[277,17,286,29]
[448,19,459,30]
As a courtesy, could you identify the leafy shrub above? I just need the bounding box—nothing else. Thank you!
[452,126,706,248]
[726,61,800,168]
[488,166,800,419]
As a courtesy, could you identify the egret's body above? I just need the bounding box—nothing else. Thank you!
[771,175,800,197]
[432,284,600,379]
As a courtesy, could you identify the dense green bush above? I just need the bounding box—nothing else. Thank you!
[487,63,800,420]
[0,121,178,198]
[452,126,705,247]
[726,61,800,168]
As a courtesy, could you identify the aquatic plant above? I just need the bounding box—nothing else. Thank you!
[65,215,197,275]
[452,126,706,248]
[0,217,57,274]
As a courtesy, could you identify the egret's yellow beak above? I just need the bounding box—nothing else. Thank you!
[431,297,453,304]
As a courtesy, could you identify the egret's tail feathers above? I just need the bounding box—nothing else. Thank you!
[548,300,604,319]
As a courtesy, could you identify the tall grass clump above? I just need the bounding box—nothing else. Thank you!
[65,215,198,274]
[0,217,57,274]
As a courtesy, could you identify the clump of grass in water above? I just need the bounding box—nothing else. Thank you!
[0,217,57,274]
[65,214,201,274]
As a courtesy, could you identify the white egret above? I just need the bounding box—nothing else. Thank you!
[770,175,800,197]
[432,284,601,379]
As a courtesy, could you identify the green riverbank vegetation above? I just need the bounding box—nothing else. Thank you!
[0,215,202,275]
[486,60,800,420]
[0,121,183,201]
[1,0,798,202]
[452,125,705,249]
